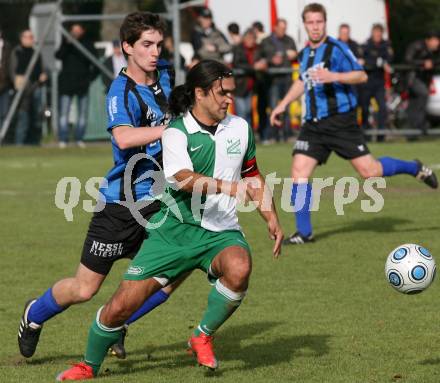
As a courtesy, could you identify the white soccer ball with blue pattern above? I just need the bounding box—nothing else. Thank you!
[385,244,436,294]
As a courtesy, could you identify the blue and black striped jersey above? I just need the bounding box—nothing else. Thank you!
[298,36,363,121]
[100,59,173,203]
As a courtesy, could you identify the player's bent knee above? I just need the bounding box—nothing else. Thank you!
[76,285,99,303]
[104,299,134,323]
[225,255,252,288]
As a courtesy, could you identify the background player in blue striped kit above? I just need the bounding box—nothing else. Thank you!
[271,3,438,245]
[17,12,185,359]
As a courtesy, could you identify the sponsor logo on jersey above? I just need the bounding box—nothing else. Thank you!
[145,105,158,126]
[226,138,241,156]
[302,62,325,90]
[190,144,203,152]
[152,84,162,95]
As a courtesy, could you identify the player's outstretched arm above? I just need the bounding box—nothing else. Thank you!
[270,80,305,127]
[243,175,283,257]
[172,169,242,196]
[112,125,166,150]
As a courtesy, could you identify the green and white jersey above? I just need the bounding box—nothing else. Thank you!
[160,112,257,232]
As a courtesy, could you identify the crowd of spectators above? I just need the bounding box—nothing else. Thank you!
[0,7,439,146]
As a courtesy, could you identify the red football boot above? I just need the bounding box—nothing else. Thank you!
[188,333,218,370]
[56,362,94,381]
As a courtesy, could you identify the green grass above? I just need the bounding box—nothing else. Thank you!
[0,141,439,383]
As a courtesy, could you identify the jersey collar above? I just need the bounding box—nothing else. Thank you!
[119,68,161,87]
[183,112,230,135]
[309,35,329,50]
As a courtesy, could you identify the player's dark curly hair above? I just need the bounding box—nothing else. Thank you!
[120,12,167,59]
[168,60,232,117]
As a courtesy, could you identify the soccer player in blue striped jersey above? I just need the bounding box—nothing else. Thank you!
[17,12,186,360]
[271,3,438,245]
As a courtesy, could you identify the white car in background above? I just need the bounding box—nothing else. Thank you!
[427,75,440,122]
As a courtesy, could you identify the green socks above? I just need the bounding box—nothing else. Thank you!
[84,308,123,376]
[194,279,246,336]
[82,280,246,376]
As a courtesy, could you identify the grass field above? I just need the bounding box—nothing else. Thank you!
[0,141,439,383]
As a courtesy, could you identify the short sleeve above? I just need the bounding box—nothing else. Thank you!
[106,83,139,131]
[162,128,193,183]
[334,44,363,72]
[244,124,256,162]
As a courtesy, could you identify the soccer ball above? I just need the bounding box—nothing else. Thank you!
[385,244,436,294]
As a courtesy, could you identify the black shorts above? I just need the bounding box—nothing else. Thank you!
[292,110,370,164]
[80,201,161,275]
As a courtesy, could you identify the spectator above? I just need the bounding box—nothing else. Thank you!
[161,35,185,71]
[256,18,297,142]
[55,23,98,148]
[252,21,267,45]
[227,22,241,46]
[338,23,362,60]
[190,7,231,62]
[102,40,126,92]
[0,27,12,132]
[337,23,363,104]
[405,30,440,136]
[232,28,258,126]
[360,23,393,142]
[9,29,47,145]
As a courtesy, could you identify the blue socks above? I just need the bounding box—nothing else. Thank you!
[378,157,418,177]
[291,183,313,237]
[28,287,169,327]
[28,288,65,325]
[125,289,169,325]
[287,159,418,238]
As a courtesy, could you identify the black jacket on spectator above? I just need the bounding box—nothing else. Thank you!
[362,38,393,82]
[0,39,12,93]
[405,39,440,84]
[343,38,362,59]
[9,45,43,87]
[232,43,257,97]
[55,37,98,96]
[255,33,296,81]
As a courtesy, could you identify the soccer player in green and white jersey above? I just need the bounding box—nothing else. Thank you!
[56,59,283,381]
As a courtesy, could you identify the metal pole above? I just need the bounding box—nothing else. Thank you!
[51,66,59,138]
[0,0,62,144]
[51,5,61,139]
[59,26,114,80]
[172,0,184,85]
[60,13,129,22]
